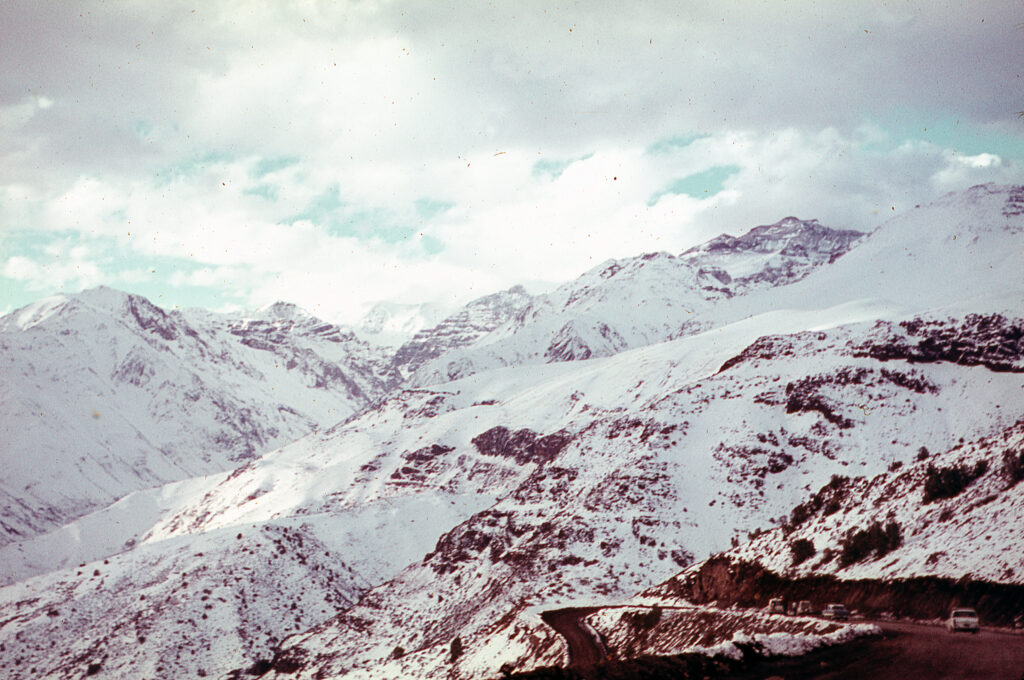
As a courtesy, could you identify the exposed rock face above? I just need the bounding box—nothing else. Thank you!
[678,216,865,293]
[470,426,571,465]
[391,286,534,379]
[852,314,1024,373]
[652,555,1024,627]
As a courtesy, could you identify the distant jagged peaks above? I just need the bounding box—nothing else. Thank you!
[391,284,535,379]
[682,217,864,258]
[256,300,308,321]
[0,284,400,544]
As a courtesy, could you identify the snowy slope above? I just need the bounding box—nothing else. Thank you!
[253,313,1024,680]
[355,300,448,347]
[725,417,1024,585]
[0,288,395,545]
[1,185,1023,680]
[413,184,1024,387]
[0,521,370,680]
[390,285,534,380]
[410,216,863,385]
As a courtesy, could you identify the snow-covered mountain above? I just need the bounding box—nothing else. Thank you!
[1,184,1023,680]
[0,288,396,545]
[355,301,448,348]
[390,285,534,380]
[410,216,863,385]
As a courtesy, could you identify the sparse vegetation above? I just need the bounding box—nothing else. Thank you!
[1002,449,1024,487]
[838,521,902,566]
[786,475,849,530]
[922,461,989,503]
[449,636,463,663]
[622,605,664,631]
[790,538,816,566]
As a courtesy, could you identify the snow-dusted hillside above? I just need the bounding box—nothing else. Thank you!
[390,285,534,380]
[410,216,863,385]
[0,288,395,545]
[0,521,371,680]
[1,184,1023,680]
[725,417,1024,585]
[252,311,1024,680]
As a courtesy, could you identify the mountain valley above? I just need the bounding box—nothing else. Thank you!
[1,184,1023,679]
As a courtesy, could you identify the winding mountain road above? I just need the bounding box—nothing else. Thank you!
[540,608,1024,679]
[540,608,606,667]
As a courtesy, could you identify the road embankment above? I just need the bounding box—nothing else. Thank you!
[654,556,1024,627]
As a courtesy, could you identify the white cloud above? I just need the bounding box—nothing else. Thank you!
[932,152,1015,190]
[2,249,104,293]
[2,1,1024,321]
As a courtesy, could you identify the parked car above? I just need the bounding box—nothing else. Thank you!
[796,600,814,615]
[822,603,850,621]
[946,607,980,633]
[767,597,786,614]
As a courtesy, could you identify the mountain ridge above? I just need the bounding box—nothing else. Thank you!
[1,184,1023,679]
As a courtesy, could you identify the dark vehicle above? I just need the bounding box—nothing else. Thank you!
[822,603,850,621]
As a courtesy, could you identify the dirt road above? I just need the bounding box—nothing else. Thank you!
[539,609,1024,679]
[726,621,1024,680]
[540,608,606,667]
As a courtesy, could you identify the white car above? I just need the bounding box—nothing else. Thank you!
[946,607,980,633]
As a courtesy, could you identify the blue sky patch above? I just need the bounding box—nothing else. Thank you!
[864,111,1024,161]
[648,165,741,204]
[532,153,594,180]
[645,134,710,155]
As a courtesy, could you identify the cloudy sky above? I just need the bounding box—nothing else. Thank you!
[2,1,1023,325]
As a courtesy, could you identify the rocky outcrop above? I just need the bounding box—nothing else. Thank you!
[392,286,534,379]
[852,315,1024,373]
[471,426,571,466]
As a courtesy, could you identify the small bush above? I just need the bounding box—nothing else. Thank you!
[788,475,850,528]
[247,660,273,675]
[790,538,816,565]
[922,461,988,503]
[1002,449,1024,487]
[839,521,902,566]
[624,606,663,630]
[449,637,463,664]
[643,605,663,629]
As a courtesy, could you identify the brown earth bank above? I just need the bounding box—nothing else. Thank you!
[506,622,1024,680]
[653,556,1024,627]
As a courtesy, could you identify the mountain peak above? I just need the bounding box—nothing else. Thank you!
[683,217,863,259]
[74,285,134,309]
[255,300,309,321]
